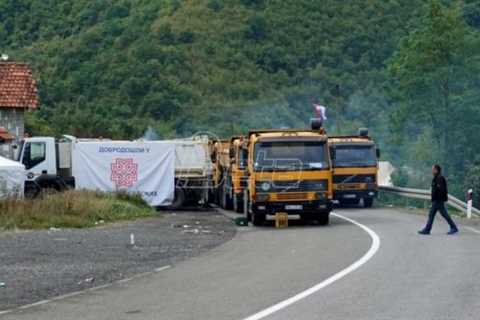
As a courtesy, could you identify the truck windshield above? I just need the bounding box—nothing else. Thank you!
[254,141,328,172]
[332,145,377,168]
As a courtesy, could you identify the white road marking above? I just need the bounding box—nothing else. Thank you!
[242,212,381,320]
[0,265,171,316]
[464,226,480,234]
[155,265,171,272]
[18,300,51,309]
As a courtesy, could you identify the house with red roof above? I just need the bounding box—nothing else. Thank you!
[0,58,39,157]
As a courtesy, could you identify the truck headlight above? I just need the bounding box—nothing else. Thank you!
[261,182,271,191]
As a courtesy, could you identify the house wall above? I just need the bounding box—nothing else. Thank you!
[0,108,25,139]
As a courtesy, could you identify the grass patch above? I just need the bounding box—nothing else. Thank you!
[0,190,156,230]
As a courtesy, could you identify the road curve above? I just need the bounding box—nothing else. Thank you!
[2,208,480,320]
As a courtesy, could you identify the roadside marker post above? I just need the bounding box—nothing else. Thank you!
[467,189,473,219]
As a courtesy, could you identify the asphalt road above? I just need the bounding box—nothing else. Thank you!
[0,211,235,310]
[2,208,480,320]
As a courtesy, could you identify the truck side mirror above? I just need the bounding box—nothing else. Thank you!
[229,148,235,159]
[376,148,381,159]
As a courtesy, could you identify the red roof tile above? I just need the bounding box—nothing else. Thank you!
[0,62,39,109]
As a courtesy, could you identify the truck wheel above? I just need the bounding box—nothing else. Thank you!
[246,197,252,221]
[24,183,41,199]
[41,187,59,197]
[170,188,186,210]
[363,198,374,208]
[223,188,233,210]
[340,199,360,207]
[233,193,244,213]
[221,187,228,209]
[317,213,330,226]
[252,211,266,226]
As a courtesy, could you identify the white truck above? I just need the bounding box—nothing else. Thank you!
[15,135,213,208]
[168,136,214,208]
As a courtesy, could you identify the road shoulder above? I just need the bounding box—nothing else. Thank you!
[0,210,235,311]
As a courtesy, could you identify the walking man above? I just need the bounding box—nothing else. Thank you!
[418,164,459,235]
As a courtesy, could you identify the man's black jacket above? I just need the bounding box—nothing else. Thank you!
[431,174,448,202]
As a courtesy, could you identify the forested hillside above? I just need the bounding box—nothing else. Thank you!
[2,0,480,195]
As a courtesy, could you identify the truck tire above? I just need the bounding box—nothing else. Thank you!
[233,193,244,213]
[363,198,374,208]
[24,182,41,199]
[252,211,266,226]
[216,185,223,207]
[221,187,227,209]
[340,199,360,207]
[246,196,252,222]
[170,188,186,210]
[317,213,330,226]
[221,183,233,210]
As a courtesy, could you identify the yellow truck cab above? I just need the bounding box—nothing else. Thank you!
[229,136,248,213]
[329,129,380,207]
[246,120,333,225]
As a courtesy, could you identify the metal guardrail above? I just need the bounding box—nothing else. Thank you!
[379,185,480,217]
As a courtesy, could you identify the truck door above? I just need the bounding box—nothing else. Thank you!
[21,141,51,179]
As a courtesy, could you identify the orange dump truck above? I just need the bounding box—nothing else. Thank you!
[245,120,333,225]
[329,129,380,207]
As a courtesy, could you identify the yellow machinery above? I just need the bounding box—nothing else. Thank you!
[211,136,248,212]
[246,120,333,226]
[228,136,248,213]
[329,129,380,207]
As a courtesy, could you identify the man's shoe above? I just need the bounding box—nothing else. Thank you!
[418,229,430,235]
[447,229,459,235]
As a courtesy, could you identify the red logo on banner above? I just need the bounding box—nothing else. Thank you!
[111,158,138,188]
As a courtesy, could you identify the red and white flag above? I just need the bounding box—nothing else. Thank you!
[313,104,327,121]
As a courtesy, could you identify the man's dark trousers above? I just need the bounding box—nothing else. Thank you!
[424,201,458,232]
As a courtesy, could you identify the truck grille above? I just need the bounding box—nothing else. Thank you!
[257,180,328,192]
[336,183,364,190]
[333,174,375,184]
[275,192,310,201]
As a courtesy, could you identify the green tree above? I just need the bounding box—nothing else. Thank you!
[389,0,480,174]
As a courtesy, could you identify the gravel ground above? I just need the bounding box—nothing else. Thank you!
[0,210,235,310]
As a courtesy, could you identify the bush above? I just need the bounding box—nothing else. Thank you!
[0,190,155,230]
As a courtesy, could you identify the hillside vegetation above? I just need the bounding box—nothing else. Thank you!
[2,0,480,197]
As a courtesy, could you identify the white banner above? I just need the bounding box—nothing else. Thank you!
[72,141,175,206]
[0,156,25,199]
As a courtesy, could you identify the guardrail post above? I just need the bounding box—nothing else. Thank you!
[467,189,473,219]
